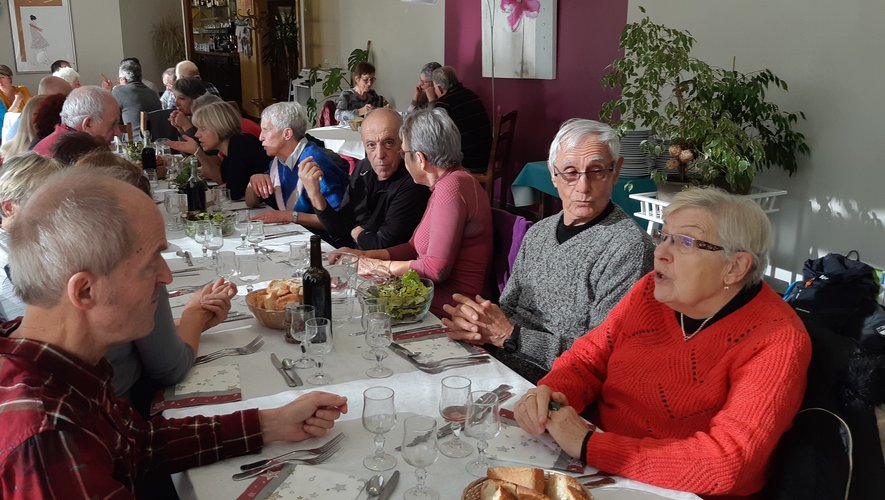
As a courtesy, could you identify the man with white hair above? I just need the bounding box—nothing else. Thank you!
[38,75,72,96]
[160,67,176,110]
[52,66,80,89]
[0,171,348,497]
[112,58,161,138]
[175,60,221,97]
[32,86,121,157]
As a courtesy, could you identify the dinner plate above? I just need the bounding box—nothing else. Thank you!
[592,487,675,499]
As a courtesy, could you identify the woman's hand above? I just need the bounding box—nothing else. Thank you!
[358,104,374,117]
[169,109,192,132]
[514,386,568,435]
[544,405,593,459]
[442,293,514,346]
[168,135,199,155]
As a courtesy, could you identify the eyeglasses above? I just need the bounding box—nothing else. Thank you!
[358,76,377,84]
[552,163,616,184]
[365,139,399,152]
[652,229,725,252]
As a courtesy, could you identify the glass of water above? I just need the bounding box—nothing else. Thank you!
[328,252,358,327]
[288,241,309,277]
[237,253,260,292]
[365,312,393,378]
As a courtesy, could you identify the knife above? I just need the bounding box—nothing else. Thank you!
[285,361,303,386]
[270,353,299,387]
[184,251,193,267]
[377,470,399,500]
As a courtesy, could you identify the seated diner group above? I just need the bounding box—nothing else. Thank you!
[0,57,811,499]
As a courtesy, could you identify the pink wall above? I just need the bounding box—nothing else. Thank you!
[444,0,628,198]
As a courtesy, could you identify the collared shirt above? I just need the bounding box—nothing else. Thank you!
[32,123,78,157]
[160,89,176,110]
[270,138,309,211]
[0,323,263,498]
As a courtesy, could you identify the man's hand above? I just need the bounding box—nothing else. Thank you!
[513,386,568,436]
[297,156,324,199]
[260,392,348,443]
[248,174,275,199]
[168,135,199,155]
[250,210,294,224]
[100,73,113,90]
[441,294,514,346]
[181,278,237,330]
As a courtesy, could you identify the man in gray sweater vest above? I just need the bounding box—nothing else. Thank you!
[443,119,654,383]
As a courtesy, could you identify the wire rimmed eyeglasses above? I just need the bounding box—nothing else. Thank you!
[652,229,725,252]
[552,163,615,184]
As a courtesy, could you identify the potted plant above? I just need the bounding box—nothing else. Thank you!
[303,44,370,125]
[599,7,809,194]
[262,5,300,100]
[151,18,186,69]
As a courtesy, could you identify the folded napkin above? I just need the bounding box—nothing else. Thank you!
[485,418,584,473]
[150,364,242,416]
[237,463,365,500]
[394,334,485,364]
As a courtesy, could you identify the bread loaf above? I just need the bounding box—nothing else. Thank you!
[476,467,592,500]
[247,279,303,311]
[487,467,545,492]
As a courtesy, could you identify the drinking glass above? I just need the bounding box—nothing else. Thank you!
[216,251,237,280]
[203,222,224,264]
[194,220,211,262]
[286,304,316,368]
[362,386,397,471]
[357,296,385,353]
[235,211,250,249]
[287,241,309,278]
[246,220,265,258]
[237,253,260,292]
[464,391,501,477]
[145,168,158,191]
[164,192,185,230]
[401,415,440,500]
[438,376,473,458]
[328,252,358,327]
[306,318,333,385]
[214,187,231,212]
[365,312,392,378]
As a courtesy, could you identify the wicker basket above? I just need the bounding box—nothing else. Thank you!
[462,477,489,500]
[245,289,289,330]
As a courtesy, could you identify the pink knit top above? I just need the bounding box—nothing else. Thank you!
[540,273,811,496]
[387,169,492,318]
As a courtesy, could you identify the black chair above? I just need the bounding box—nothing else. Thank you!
[141,109,179,141]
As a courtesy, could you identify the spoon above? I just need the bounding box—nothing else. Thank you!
[366,474,384,497]
[280,358,304,386]
[281,358,296,370]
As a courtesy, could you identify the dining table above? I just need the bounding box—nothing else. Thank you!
[306,125,366,160]
[158,200,701,500]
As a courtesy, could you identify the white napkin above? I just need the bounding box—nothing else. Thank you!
[266,465,364,499]
[399,336,474,363]
[175,364,240,396]
[485,423,563,469]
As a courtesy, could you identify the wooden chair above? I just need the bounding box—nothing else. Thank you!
[123,122,134,143]
[473,110,517,208]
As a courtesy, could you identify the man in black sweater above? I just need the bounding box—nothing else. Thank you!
[299,108,430,250]
[428,66,492,173]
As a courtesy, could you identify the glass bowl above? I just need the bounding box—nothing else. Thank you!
[356,277,434,324]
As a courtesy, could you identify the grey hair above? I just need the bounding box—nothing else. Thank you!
[0,152,64,209]
[118,59,142,82]
[664,187,772,286]
[547,119,621,174]
[430,66,459,91]
[419,61,442,79]
[162,67,176,82]
[60,86,113,129]
[9,170,137,308]
[52,67,80,86]
[400,107,462,168]
[191,93,222,112]
[261,101,308,139]
[175,60,200,79]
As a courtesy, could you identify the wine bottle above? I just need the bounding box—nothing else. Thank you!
[183,157,207,212]
[141,130,157,171]
[302,235,332,323]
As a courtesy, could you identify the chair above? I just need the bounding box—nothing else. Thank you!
[487,208,533,301]
[140,109,178,141]
[473,110,518,208]
[319,100,338,127]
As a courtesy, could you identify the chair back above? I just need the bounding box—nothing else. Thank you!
[473,110,517,208]
[489,208,533,300]
[140,109,179,141]
[319,100,338,127]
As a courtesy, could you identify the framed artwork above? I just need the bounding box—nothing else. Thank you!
[482,0,557,80]
[7,0,77,73]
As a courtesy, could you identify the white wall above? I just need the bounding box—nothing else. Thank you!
[628,1,885,283]
[304,0,445,110]
[119,0,184,87]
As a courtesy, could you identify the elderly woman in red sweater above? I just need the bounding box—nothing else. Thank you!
[514,187,811,497]
[334,107,492,318]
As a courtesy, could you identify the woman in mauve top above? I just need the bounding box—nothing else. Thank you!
[337,107,492,318]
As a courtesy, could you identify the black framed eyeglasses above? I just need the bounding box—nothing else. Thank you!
[553,162,616,184]
[652,229,725,252]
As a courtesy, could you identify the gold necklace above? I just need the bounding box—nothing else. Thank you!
[680,313,714,342]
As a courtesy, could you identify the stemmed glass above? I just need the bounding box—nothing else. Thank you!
[246,220,265,258]
[216,251,237,280]
[401,415,440,500]
[306,318,333,385]
[438,376,473,458]
[194,221,211,262]
[286,304,316,368]
[288,241,309,278]
[237,253,260,292]
[365,312,393,378]
[464,391,501,477]
[362,386,397,471]
[214,187,231,212]
[235,211,250,250]
[203,222,224,265]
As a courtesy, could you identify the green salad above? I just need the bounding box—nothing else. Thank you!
[374,270,432,320]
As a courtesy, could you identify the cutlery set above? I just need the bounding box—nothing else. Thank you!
[270,353,303,386]
[389,342,490,373]
[193,336,263,365]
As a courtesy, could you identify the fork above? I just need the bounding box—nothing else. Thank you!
[419,357,491,374]
[239,432,345,471]
[391,343,488,369]
[194,337,263,365]
[231,443,341,480]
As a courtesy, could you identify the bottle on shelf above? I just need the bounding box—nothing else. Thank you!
[183,157,207,212]
[303,235,332,324]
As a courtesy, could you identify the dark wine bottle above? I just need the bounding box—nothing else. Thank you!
[184,158,207,212]
[141,130,157,171]
[302,235,332,323]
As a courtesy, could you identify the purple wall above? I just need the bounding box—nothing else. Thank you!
[444,0,628,196]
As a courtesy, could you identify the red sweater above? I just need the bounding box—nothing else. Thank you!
[540,273,811,496]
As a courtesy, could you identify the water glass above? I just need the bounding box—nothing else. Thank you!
[328,252,358,327]
[286,304,316,368]
[203,222,224,263]
[194,220,211,261]
[237,253,260,292]
[246,220,265,258]
[306,318,333,385]
[464,391,501,477]
[216,251,237,280]
[288,241,309,277]
[438,376,473,458]
[235,211,250,249]
[164,192,185,230]
[362,386,397,471]
[214,187,232,212]
[359,297,387,357]
[401,415,440,500]
[365,312,392,378]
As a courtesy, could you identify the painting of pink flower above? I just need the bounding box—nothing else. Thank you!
[500,0,541,32]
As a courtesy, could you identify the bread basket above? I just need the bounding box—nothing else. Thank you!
[462,477,488,500]
[245,289,288,330]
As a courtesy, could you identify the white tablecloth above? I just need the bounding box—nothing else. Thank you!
[306,125,365,160]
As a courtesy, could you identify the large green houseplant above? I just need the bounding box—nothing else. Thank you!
[599,7,809,194]
[303,44,370,125]
[262,5,300,96]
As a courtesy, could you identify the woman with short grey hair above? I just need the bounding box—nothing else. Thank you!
[336,107,493,318]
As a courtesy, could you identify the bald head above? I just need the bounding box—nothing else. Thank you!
[361,107,402,136]
[175,60,200,79]
[361,108,404,181]
[38,76,72,96]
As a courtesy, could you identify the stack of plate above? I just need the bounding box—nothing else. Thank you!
[619,130,653,178]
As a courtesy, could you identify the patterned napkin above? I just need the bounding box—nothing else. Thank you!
[393,329,485,364]
[486,414,585,473]
[237,464,365,500]
[150,364,242,416]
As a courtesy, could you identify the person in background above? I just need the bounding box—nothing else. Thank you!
[50,59,70,74]
[38,75,72,96]
[0,170,348,498]
[513,187,811,497]
[175,60,221,97]
[1,77,70,148]
[0,95,44,163]
[29,93,66,149]
[443,119,655,383]
[335,62,385,126]
[305,108,430,249]
[160,67,176,110]
[0,65,31,113]
[33,86,121,157]
[429,66,492,173]
[168,77,207,139]
[246,101,348,223]
[336,107,493,318]
[52,67,81,89]
[407,61,441,113]
[112,58,161,139]
[49,131,109,165]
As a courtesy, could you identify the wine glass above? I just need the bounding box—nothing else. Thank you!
[246,220,265,258]
[365,312,393,378]
[214,187,231,212]
[216,251,237,280]
[237,253,260,292]
[438,376,473,458]
[362,386,397,471]
[401,415,440,500]
[286,304,316,368]
[164,192,184,230]
[235,211,250,250]
[194,220,211,262]
[306,317,333,385]
[288,241,309,278]
[204,222,224,264]
[464,391,501,477]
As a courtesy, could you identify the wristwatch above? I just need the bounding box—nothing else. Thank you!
[502,325,521,353]
[292,210,299,224]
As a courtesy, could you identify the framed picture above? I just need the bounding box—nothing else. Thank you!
[7,0,77,73]
[482,0,557,80]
